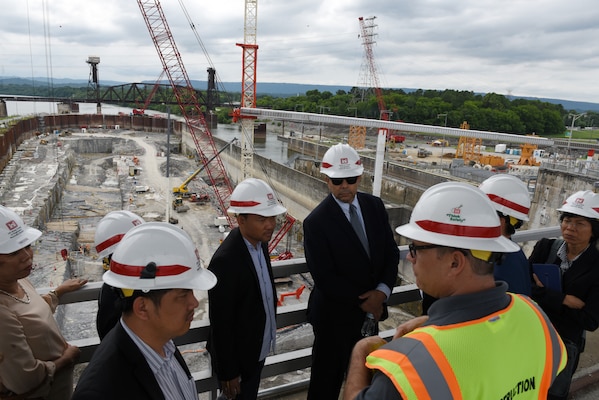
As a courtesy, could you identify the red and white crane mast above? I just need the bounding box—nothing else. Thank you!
[235,0,258,179]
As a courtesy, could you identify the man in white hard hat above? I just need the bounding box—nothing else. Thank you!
[421,174,534,313]
[72,222,217,400]
[343,182,566,400]
[304,143,399,400]
[207,178,287,400]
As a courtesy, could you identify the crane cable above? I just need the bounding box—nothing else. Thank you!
[175,0,285,206]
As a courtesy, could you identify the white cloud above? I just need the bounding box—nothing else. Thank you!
[1,0,598,103]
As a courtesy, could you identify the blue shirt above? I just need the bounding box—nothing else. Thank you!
[244,238,277,361]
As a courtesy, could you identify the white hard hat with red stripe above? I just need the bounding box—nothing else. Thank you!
[227,178,287,217]
[396,182,520,253]
[103,222,217,291]
[320,143,364,178]
[478,175,530,221]
[557,190,599,220]
[94,210,146,257]
[0,206,42,254]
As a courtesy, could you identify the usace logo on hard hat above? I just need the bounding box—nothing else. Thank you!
[266,192,278,206]
[6,220,18,231]
[446,205,466,223]
[6,220,24,240]
[570,197,585,210]
[340,157,349,165]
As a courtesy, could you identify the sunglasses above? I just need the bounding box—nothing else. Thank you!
[330,176,359,186]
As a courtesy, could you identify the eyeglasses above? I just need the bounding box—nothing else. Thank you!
[330,176,359,186]
[408,243,446,258]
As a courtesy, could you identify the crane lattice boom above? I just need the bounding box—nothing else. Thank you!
[136,0,235,227]
[358,16,388,121]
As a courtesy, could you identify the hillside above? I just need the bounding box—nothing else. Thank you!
[1,76,598,113]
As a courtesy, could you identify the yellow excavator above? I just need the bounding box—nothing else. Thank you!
[172,138,237,196]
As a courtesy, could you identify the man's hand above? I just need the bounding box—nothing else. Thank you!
[358,290,386,320]
[221,377,241,399]
[343,336,387,400]
[563,294,585,309]
[393,315,428,339]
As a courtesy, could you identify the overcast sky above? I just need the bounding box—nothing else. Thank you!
[1,0,598,103]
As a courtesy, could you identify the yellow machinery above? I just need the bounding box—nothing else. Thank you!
[172,138,236,196]
[518,143,541,166]
[455,136,504,167]
[172,196,190,213]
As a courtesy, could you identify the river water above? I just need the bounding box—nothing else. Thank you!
[3,99,293,164]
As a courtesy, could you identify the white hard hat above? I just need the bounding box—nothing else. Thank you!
[395,182,520,253]
[227,178,287,217]
[0,206,42,254]
[557,190,599,220]
[320,143,364,178]
[103,222,217,291]
[94,210,146,257]
[478,175,530,221]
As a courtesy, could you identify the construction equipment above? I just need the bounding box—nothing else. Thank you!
[417,148,432,158]
[172,138,236,196]
[455,136,505,167]
[136,0,235,227]
[138,0,295,257]
[189,193,210,203]
[172,196,190,213]
[518,143,541,166]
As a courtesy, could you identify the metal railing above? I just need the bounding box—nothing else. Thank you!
[38,226,561,399]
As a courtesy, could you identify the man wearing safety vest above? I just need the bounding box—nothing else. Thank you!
[343,182,567,400]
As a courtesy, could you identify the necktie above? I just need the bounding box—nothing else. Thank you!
[350,204,370,257]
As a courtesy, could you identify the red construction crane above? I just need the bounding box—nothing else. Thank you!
[358,16,390,122]
[132,72,164,116]
[136,0,235,227]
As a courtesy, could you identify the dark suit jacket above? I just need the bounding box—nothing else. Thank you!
[529,238,599,347]
[207,227,277,381]
[72,321,192,400]
[304,192,399,328]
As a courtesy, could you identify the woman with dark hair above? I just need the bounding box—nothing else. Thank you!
[529,190,599,400]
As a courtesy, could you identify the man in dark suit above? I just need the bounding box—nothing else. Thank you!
[72,222,217,400]
[304,143,399,400]
[207,178,287,400]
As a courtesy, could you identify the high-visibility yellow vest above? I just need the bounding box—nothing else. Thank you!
[366,294,566,399]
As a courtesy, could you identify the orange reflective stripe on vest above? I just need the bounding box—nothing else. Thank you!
[366,294,566,399]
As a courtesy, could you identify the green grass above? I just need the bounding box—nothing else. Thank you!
[544,129,599,142]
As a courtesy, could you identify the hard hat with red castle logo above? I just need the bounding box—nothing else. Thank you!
[0,205,42,254]
[395,182,520,252]
[320,143,364,178]
[103,222,217,291]
[94,210,146,257]
[557,190,599,220]
[227,178,287,217]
